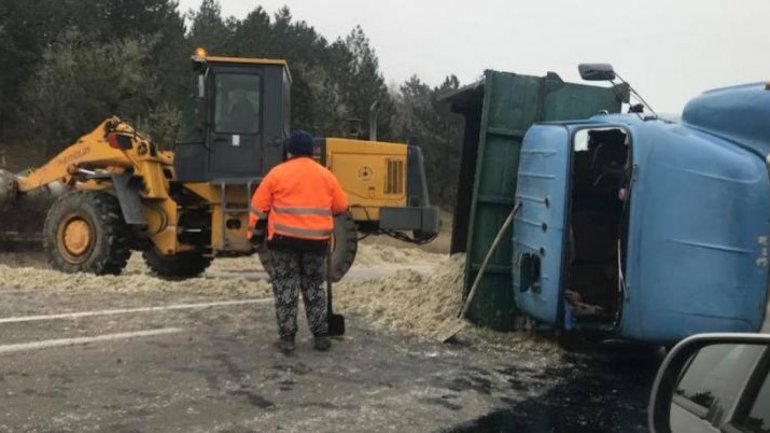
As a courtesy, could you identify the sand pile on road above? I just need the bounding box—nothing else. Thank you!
[206,255,265,274]
[0,243,442,298]
[0,241,466,340]
[353,243,444,267]
[0,243,563,351]
[197,243,444,274]
[122,253,265,276]
[0,242,437,274]
[0,251,47,268]
[336,253,465,339]
[0,260,271,297]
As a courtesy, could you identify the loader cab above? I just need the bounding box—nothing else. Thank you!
[174,49,291,182]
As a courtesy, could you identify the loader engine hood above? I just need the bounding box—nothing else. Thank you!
[682,82,770,157]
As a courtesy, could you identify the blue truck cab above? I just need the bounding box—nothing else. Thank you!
[513,81,770,343]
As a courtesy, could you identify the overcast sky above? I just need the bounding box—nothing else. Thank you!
[177,0,770,113]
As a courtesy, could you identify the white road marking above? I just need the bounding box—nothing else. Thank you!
[0,327,184,354]
[0,298,272,325]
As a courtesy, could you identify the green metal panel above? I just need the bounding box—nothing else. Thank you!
[461,70,623,330]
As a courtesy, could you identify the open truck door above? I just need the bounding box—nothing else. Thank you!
[512,124,571,324]
[514,122,634,332]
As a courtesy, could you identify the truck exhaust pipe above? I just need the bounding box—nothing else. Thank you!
[369,100,380,141]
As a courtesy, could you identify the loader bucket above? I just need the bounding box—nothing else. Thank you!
[0,170,57,245]
[0,170,17,210]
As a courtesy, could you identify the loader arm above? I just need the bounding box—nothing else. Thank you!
[0,117,181,254]
[16,117,155,193]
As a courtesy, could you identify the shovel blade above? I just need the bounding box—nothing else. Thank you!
[438,321,467,343]
[328,313,346,336]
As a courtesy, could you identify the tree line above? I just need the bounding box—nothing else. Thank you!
[0,0,463,208]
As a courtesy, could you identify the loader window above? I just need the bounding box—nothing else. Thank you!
[178,97,203,144]
[176,75,205,145]
[214,74,261,134]
[283,69,291,136]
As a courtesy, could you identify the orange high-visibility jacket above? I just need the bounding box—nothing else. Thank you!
[248,157,348,240]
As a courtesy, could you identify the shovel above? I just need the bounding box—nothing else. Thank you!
[326,248,346,336]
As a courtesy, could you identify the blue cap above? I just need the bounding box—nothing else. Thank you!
[287,130,314,156]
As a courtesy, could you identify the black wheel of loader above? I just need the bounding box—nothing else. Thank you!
[142,249,212,280]
[43,191,131,275]
[259,212,358,283]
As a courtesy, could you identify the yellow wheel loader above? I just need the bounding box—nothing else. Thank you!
[0,50,438,280]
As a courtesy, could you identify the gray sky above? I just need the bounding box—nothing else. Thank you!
[177,0,770,113]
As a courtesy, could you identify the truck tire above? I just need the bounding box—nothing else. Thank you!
[142,249,212,280]
[258,212,358,283]
[44,191,131,275]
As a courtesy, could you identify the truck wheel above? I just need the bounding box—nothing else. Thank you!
[44,191,131,275]
[258,212,358,283]
[143,249,212,280]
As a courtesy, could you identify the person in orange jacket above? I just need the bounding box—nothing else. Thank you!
[248,130,348,354]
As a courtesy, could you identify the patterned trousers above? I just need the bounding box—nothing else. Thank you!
[269,250,328,338]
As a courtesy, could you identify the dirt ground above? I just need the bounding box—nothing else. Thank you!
[0,289,574,433]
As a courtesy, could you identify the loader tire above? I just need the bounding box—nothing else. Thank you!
[258,212,358,283]
[44,191,131,275]
[142,249,212,280]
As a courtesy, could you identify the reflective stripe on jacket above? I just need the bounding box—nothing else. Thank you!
[248,157,348,241]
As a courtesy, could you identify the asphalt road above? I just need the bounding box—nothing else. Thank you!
[0,287,579,433]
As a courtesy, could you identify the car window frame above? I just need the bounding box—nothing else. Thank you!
[723,347,770,433]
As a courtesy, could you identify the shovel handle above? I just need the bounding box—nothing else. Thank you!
[326,244,333,316]
[458,202,521,319]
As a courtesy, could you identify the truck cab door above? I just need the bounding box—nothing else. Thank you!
[208,66,264,177]
[512,124,570,324]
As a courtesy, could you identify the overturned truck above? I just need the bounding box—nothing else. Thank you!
[513,68,770,342]
[448,65,770,343]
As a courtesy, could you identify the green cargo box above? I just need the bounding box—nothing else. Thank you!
[444,70,625,330]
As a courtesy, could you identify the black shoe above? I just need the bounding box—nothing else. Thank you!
[313,336,331,351]
[275,337,295,355]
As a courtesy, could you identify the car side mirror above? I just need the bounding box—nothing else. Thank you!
[578,63,616,81]
[648,333,770,433]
